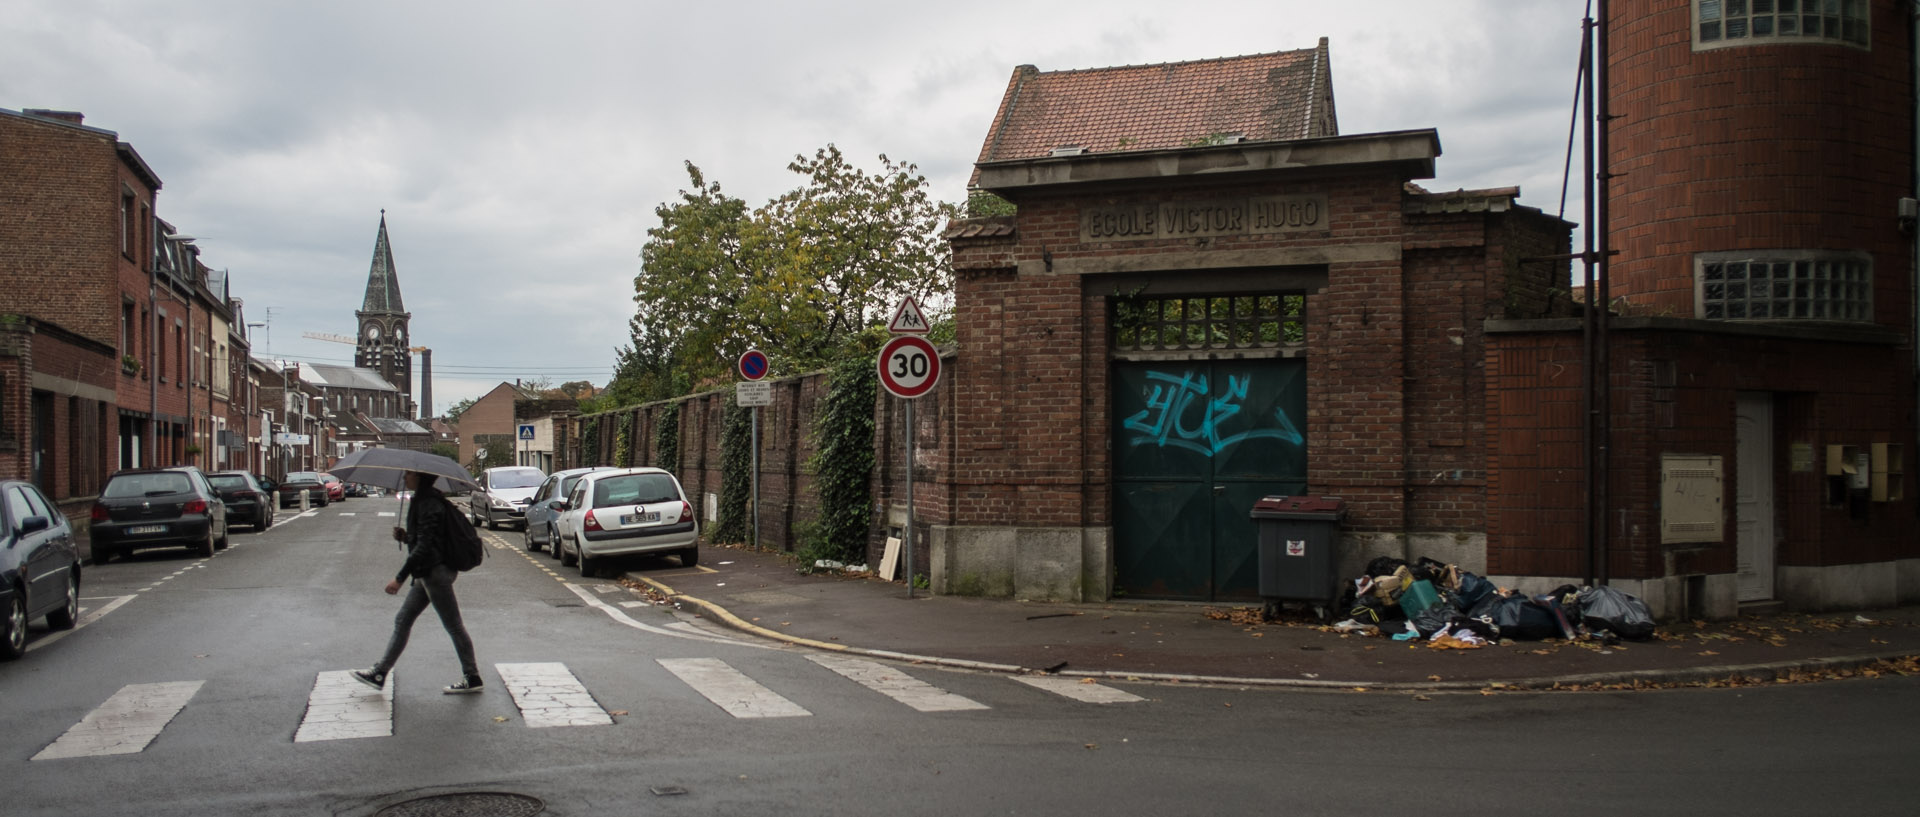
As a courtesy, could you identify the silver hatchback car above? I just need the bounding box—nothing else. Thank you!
[554,467,697,577]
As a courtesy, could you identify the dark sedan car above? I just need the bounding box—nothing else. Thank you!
[208,470,274,531]
[276,471,329,508]
[2,480,80,660]
[89,467,229,562]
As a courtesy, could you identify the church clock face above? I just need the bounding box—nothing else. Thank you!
[366,324,381,341]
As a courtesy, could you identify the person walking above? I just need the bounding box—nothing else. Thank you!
[352,470,483,694]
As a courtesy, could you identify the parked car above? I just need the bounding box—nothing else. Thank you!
[319,473,346,502]
[468,466,546,530]
[276,471,328,508]
[90,467,229,562]
[343,480,369,498]
[2,480,81,660]
[522,467,610,553]
[553,467,697,577]
[207,470,274,531]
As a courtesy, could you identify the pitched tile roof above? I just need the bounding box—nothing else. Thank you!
[972,39,1336,178]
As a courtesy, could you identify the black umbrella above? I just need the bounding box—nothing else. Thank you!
[329,447,478,493]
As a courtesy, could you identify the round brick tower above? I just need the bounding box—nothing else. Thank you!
[1606,0,1911,325]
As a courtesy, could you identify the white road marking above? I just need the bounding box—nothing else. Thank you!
[1012,675,1146,704]
[295,671,393,742]
[338,512,356,516]
[563,583,757,647]
[806,654,988,712]
[496,662,612,727]
[26,595,136,653]
[658,658,810,719]
[377,512,396,517]
[33,681,204,760]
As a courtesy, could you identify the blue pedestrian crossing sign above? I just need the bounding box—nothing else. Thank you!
[517,424,535,441]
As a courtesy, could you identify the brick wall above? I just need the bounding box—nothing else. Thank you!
[1606,0,1913,321]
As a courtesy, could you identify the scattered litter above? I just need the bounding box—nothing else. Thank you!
[1856,615,1876,624]
[718,561,734,565]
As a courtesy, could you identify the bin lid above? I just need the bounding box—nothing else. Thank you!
[1249,495,1346,520]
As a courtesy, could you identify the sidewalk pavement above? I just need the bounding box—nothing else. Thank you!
[622,544,1920,691]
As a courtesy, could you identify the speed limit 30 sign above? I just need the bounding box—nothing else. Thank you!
[877,335,940,399]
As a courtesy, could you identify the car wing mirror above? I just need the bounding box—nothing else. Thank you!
[20,516,50,535]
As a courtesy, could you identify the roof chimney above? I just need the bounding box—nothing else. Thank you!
[24,109,84,125]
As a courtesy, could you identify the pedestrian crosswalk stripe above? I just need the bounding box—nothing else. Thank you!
[32,681,204,760]
[295,671,393,742]
[657,657,811,718]
[806,654,989,712]
[1011,675,1146,704]
[496,662,612,727]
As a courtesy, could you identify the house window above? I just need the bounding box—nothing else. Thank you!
[120,191,136,259]
[1696,0,1869,49]
[1696,251,1872,321]
[121,300,136,359]
[1112,293,1307,352]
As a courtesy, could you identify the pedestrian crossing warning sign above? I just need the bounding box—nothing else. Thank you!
[887,296,932,334]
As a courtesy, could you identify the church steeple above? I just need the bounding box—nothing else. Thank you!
[355,210,415,418]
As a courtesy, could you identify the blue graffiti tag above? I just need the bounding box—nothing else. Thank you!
[1122,370,1304,456]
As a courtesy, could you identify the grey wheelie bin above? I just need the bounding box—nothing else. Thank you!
[1250,496,1347,621]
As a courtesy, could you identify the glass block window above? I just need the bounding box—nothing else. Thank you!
[1697,253,1873,321]
[1697,0,1870,49]
[1112,293,1306,352]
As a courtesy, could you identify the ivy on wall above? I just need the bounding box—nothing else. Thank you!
[613,412,634,468]
[655,401,681,478]
[802,352,877,564]
[711,394,753,544]
[580,419,600,466]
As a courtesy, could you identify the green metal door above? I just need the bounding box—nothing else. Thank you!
[1113,360,1307,600]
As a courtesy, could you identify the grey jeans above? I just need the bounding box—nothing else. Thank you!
[375,564,478,679]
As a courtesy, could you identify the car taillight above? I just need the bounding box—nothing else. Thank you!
[184,499,208,515]
[91,503,108,522]
[679,501,692,522]
[584,510,602,532]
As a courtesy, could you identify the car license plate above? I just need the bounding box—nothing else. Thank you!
[128,525,167,535]
[620,511,660,525]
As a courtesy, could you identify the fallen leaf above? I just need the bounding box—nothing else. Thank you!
[1428,675,1444,682]
[1223,703,1232,708]
[1413,694,1432,701]
[1351,686,1368,692]
[1698,650,1720,656]
[609,710,629,716]
[1078,678,1097,685]
[493,716,509,723]
[1084,743,1099,750]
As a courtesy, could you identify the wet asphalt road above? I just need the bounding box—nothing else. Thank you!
[2,502,1916,816]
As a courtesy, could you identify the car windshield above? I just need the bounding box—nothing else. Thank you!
[491,469,544,490]
[207,475,251,490]
[591,474,680,508]
[285,472,320,483]
[104,473,193,498]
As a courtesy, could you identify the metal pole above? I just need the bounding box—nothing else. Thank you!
[904,398,914,599]
[751,406,761,550]
[1581,12,1599,588]
[1596,0,1613,586]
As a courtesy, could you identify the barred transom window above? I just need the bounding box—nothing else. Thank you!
[1696,0,1870,48]
[1112,294,1305,352]
[1697,253,1872,321]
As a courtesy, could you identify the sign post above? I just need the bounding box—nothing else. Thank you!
[737,350,770,549]
[878,317,938,598]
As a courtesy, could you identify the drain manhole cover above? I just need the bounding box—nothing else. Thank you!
[375,792,544,817]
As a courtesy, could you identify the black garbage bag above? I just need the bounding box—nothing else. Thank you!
[1577,585,1656,640]
[1364,556,1409,580]
[1411,602,1467,638]
[1347,593,1406,627]
[1450,572,1496,610]
[1483,595,1563,640]
[1413,557,1452,585]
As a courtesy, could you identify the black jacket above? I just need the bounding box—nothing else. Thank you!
[396,485,453,583]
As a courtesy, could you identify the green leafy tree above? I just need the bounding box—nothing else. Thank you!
[610,147,955,407]
[443,397,477,423]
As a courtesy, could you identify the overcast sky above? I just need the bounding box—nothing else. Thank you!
[3,0,1595,415]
